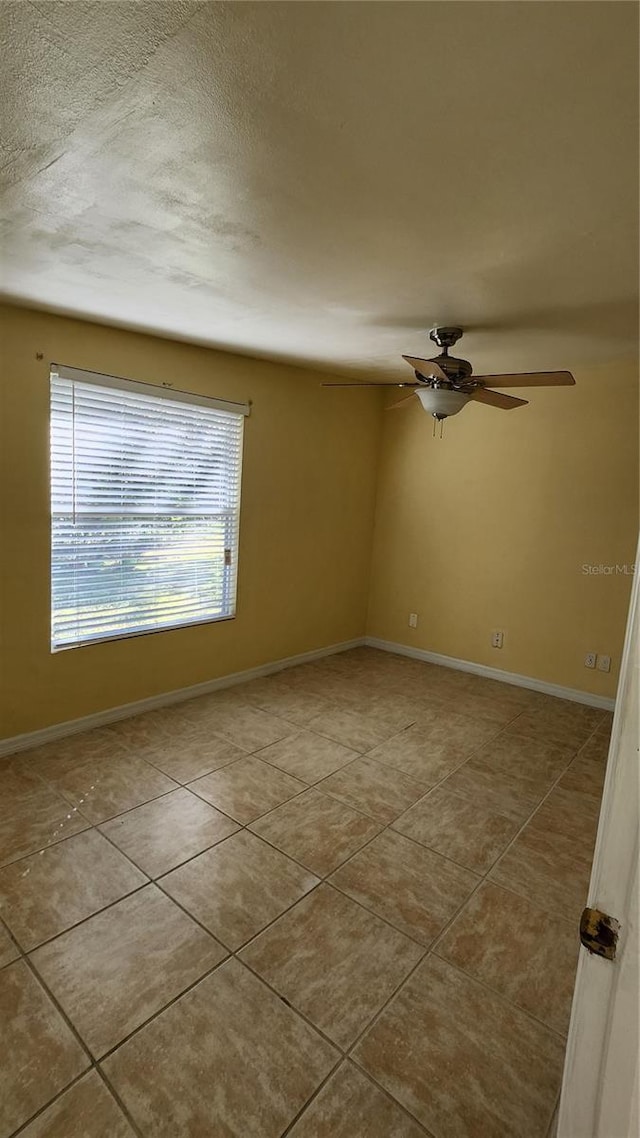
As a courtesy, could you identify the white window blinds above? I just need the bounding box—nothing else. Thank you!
[50,364,247,651]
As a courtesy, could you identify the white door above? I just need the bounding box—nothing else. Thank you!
[558,540,639,1137]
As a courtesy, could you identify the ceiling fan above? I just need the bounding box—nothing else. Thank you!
[322,327,575,424]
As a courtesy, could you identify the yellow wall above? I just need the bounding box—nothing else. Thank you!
[367,361,639,699]
[2,302,637,738]
[0,304,382,736]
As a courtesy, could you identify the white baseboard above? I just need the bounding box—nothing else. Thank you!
[0,638,366,758]
[365,637,616,711]
[1,633,615,759]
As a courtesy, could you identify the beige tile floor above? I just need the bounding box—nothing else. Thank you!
[0,647,611,1137]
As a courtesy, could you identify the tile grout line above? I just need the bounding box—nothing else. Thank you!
[14,951,232,1138]
[276,1053,344,1138]
[295,709,586,939]
[344,939,563,1138]
[2,708,599,968]
[1,751,587,1133]
[168,688,604,1096]
[397,725,611,1050]
[92,954,230,1064]
[341,948,441,1123]
[7,686,589,856]
[2,663,609,1135]
[8,781,464,974]
[2,714,601,955]
[190,701,522,1094]
[545,1091,562,1138]
[0,665,610,768]
[0,911,23,970]
[8,1070,96,1138]
[5,809,471,1135]
[484,720,606,889]
[429,949,571,1043]
[4,759,421,963]
[279,1054,437,1138]
[5,732,311,876]
[425,722,606,962]
[93,1065,146,1138]
[297,718,605,1070]
[340,726,591,1124]
[1,879,151,958]
[34,772,183,831]
[15,955,101,1131]
[9,827,403,1090]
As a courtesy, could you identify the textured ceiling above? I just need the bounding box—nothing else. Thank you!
[1,1,638,379]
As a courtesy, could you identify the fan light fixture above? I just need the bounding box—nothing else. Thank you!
[415,388,470,419]
[321,326,576,433]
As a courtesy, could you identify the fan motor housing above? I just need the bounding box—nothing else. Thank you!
[429,354,473,384]
[427,328,473,384]
[429,326,464,350]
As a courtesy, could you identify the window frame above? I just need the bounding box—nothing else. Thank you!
[49,362,249,652]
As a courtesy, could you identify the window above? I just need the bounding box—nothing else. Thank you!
[50,364,248,651]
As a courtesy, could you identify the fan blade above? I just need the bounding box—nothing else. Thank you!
[471,387,528,410]
[474,370,575,388]
[402,355,447,381]
[321,381,420,388]
[387,393,417,410]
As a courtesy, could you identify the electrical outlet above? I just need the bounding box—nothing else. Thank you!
[597,655,611,673]
[408,612,418,629]
[585,652,597,669]
[491,630,504,649]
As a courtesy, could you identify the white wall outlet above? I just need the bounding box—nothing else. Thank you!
[585,652,597,669]
[597,654,611,673]
[408,612,418,629]
[491,630,504,649]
